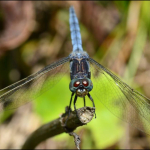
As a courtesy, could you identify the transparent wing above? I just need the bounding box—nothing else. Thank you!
[0,57,70,111]
[89,57,150,134]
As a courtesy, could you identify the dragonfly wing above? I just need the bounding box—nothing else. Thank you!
[0,57,70,111]
[89,57,150,134]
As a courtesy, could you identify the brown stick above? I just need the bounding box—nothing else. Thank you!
[22,107,95,149]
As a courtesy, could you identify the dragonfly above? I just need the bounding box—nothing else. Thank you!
[0,6,150,135]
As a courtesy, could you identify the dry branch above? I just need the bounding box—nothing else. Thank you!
[22,106,95,149]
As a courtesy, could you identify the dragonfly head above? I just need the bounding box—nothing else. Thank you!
[69,78,93,97]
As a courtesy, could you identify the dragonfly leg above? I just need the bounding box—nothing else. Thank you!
[74,95,80,119]
[83,97,86,107]
[65,92,74,126]
[68,92,74,111]
[87,93,96,118]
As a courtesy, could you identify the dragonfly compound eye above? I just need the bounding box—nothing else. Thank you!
[82,80,88,87]
[74,81,80,87]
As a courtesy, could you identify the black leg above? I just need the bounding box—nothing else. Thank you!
[68,92,74,111]
[74,95,80,119]
[74,95,78,113]
[87,93,96,118]
[83,97,86,107]
[65,92,74,126]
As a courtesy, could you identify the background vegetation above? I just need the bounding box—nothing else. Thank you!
[0,1,150,149]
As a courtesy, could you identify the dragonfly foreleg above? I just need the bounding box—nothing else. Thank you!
[68,92,74,111]
[74,95,80,120]
[65,92,74,126]
[87,93,96,118]
[83,97,86,107]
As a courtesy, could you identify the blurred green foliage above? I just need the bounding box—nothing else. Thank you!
[1,1,150,149]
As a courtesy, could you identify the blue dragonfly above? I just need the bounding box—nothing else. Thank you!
[0,6,150,135]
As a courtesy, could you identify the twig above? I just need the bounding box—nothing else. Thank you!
[22,106,95,149]
[68,132,81,150]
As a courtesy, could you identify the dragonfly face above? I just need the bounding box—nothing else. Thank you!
[69,78,93,97]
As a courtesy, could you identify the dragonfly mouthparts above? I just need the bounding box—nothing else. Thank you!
[76,88,88,97]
